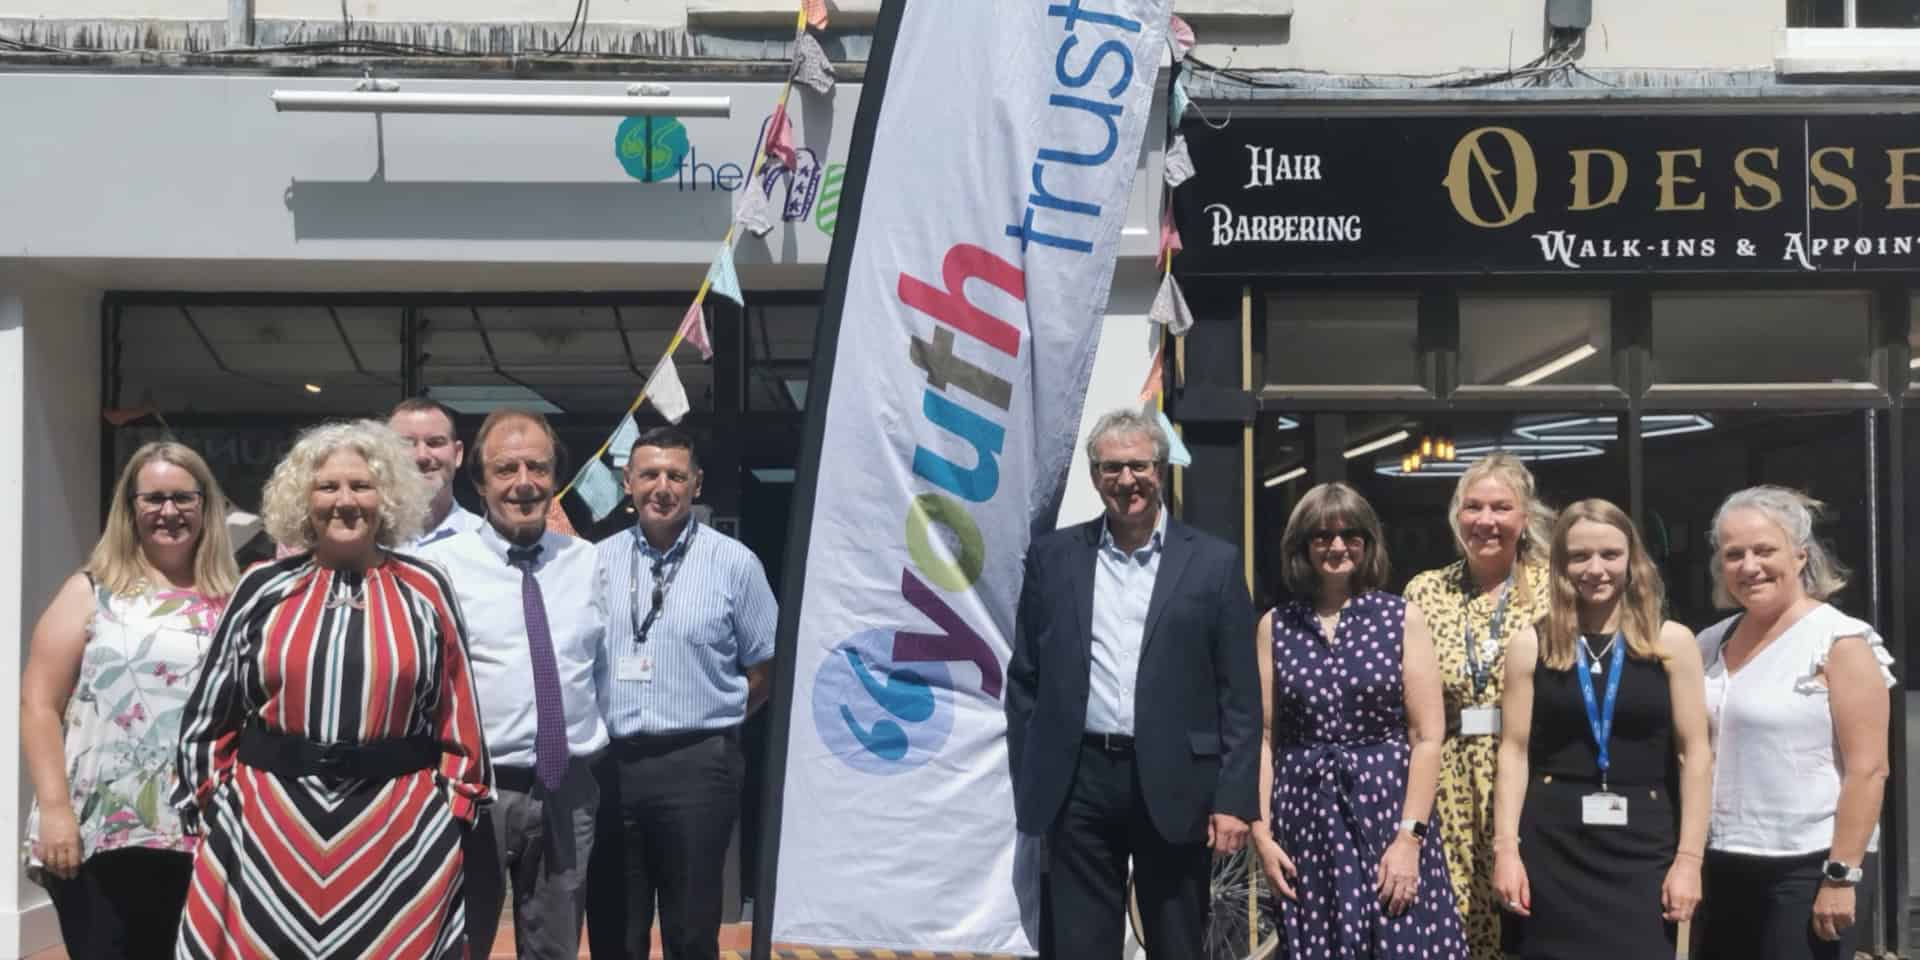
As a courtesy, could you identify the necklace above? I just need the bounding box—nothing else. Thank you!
[325,573,368,611]
[1579,633,1615,675]
[1315,610,1340,642]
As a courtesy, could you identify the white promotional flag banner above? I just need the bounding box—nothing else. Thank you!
[774,0,1168,953]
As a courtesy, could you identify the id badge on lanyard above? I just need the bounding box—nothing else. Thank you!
[1577,633,1628,827]
[1459,575,1511,737]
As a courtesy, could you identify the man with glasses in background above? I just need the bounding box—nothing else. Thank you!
[586,426,777,960]
[1005,408,1261,960]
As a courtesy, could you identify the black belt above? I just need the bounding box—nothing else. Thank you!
[494,764,538,794]
[237,723,437,781]
[1082,732,1135,754]
[608,727,737,757]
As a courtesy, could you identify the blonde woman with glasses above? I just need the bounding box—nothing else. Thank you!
[21,442,238,959]
[1491,499,1709,959]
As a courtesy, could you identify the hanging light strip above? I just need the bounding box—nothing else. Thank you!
[271,91,733,118]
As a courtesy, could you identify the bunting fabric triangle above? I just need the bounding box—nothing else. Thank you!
[1149,272,1194,336]
[645,354,692,424]
[764,103,797,170]
[608,414,641,467]
[1170,76,1192,132]
[794,31,835,94]
[1164,134,1194,188]
[677,302,714,361]
[1137,344,1165,405]
[803,0,829,30]
[545,501,579,537]
[572,457,626,523]
[1159,201,1182,262]
[1154,409,1193,467]
[1168,15,1195,60]
[706,246,744,306]
[735,181,778,237]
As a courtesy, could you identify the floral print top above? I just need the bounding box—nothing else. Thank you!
[24,581,221,882]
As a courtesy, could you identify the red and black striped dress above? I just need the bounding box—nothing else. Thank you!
[172,553,492,960]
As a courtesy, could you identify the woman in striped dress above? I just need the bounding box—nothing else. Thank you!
[173,420,492,960]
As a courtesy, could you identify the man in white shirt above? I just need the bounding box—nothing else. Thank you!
[388,397,484,549]
[419,408,608,960]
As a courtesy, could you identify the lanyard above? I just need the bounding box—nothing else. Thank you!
[1574,630,1626,790]
[628,522,697,645]
[1461,574,1512,700]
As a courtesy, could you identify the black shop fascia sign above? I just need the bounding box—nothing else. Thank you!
[1173,113,1920,276]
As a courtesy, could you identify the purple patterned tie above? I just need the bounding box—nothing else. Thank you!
[508,544,568,792]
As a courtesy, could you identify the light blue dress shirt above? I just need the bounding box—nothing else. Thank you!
[596,519,779,736]
[409,501,484,551]
[1084,509,1166,737]
[418,521,610,767]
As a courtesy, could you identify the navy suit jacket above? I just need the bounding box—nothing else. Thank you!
[1005,515,1260,844]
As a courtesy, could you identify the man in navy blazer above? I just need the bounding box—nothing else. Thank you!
[1006,409,1260,959]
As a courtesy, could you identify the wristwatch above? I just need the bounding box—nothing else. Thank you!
[1821,859,1864,885]
[1398,819,1430,842]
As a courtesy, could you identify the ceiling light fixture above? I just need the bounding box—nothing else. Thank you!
[1376,441,1606,478]
[1511,413,1714,443]
[1343,429,1411,460]
[303,383,323,394]
[1263,466,1307,488]
[1273,415,1302,431]
[1505,343,1599,386]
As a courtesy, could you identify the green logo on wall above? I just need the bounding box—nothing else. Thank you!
[615,116,691,182]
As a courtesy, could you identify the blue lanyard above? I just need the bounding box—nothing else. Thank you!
[1461,574,1512,699]
[1574,632,1626,790]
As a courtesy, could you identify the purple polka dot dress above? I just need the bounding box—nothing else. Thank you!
[1270,591,1466,960]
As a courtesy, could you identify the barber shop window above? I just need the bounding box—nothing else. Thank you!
[1266,295,1423,387]
[1649,291,1874,386]
[1459,296,1614,387]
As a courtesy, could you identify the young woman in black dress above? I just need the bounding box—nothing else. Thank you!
[1490,498,1711,959]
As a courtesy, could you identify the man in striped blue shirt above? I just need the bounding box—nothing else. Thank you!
[585,426,777,960]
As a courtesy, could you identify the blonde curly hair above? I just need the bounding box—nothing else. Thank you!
[261,420,431,550]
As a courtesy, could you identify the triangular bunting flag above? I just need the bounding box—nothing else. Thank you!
[645,355,692,424]
[573,457,626,523]
[804,0,829,30]
[1164,134,1194,188]
[1154,409,1193,467]
[545,500,578,537]
[794,31,835,94]
[706,246,744,306]
[1168,15,1195,60]
[735,182,778,237]
[1170,76,1192,132]
[764,103,797,170]
[102,407,157,426]
[1137,344,1164,404]
[608,414,641,467]
[1159,201,1182,262]
[1149,272,1194,336]
[677,302,714,361]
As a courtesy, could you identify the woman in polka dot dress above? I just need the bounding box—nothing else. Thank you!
[1251,482,1466,960]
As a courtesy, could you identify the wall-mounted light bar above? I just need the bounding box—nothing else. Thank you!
[1263,466,1307,489]
[1343,429,1411,459]
[271,90,732,118]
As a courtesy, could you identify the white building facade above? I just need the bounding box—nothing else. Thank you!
[3,0,1918,955]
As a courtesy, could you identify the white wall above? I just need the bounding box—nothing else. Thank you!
[0,266,101,959]
[1187,0,1779,74]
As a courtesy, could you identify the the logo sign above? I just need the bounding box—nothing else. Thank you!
[1174,113,1920,275]
[614,115,691,182]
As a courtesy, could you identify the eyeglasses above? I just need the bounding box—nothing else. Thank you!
[1094,459,1162,479]
[1309,528,1370,548]
[133,490,204,512]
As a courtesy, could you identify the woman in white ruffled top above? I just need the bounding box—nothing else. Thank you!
[1693,485,1895,960]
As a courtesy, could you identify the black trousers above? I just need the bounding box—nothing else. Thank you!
[1044,741,1209,960]
[1696,849,1878,960]
[43,847,193,960]
[586,729,744,960]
